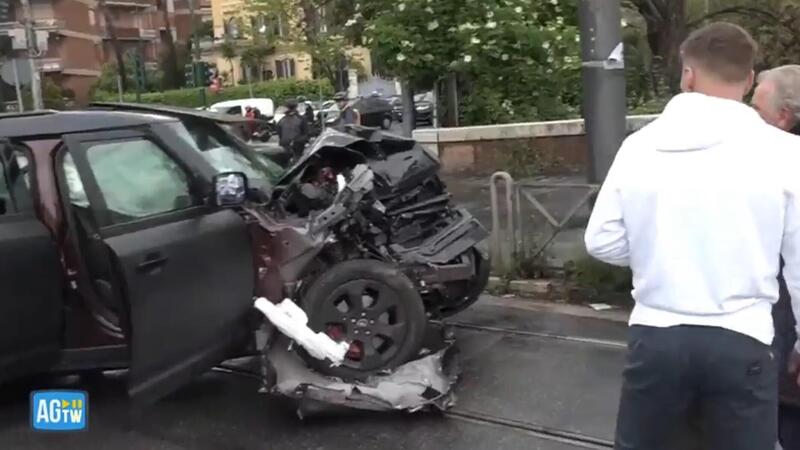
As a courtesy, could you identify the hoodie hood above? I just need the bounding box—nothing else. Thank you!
[648,93,763,152]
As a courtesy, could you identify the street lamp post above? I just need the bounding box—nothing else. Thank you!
[578,0,626,184]
[19,0,42,110]
[188,0,206,106]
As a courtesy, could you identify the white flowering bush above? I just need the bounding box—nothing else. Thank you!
[351,0,581,124]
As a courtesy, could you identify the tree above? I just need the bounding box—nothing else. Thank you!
[240,41,273,83]
[220,39,238,85]
[621,0,800,96]
[98,0,127,92]
[622,0,689,94]
[349,0,581,125]
[246,0,357,88]
[156,0,181,89]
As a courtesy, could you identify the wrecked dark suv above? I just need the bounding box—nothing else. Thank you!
[0,104,488,400]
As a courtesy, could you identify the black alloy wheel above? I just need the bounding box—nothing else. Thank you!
[300,259,427,379]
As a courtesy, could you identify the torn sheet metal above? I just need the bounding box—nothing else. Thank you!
[265,327,460,418]
[254,298,349,365]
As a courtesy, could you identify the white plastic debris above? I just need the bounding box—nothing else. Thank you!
[254,298,349,366]
[588,303,614,311]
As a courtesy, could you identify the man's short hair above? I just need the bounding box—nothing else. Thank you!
[757,65,800,121]
[680,22,758,83]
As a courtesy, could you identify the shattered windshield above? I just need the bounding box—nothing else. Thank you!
[165,119,283,192]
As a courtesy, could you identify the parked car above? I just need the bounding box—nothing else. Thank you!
[0,104,489,394]
[209,98,276,120]
[390,92,434,126]
[351,95,394,130]
[388,95,403,122]
[412,92,434,126]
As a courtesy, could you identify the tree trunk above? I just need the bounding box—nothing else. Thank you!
[99,0,127,92]
[158,0,180,88]
[445,72,459,127]
[401,80,415,137]
[636,0,687,95]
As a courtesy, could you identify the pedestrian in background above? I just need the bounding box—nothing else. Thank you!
[585,22,800,450]
[276,98,309,160]
[333,92,361,126]
[752,64,800,450]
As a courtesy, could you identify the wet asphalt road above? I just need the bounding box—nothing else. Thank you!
[0,296,630,450]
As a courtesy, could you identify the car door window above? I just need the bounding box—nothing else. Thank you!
[81,138,194,225]
[0,146,34,216]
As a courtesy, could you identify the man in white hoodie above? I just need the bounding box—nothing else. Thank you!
[585,22,800,450]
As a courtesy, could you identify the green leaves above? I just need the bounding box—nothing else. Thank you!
[355,0,582,124]
[93,78,334,107]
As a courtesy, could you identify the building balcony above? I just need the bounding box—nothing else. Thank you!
[104,0,155,8]
[103,27,158,40]
[38,57,62,73]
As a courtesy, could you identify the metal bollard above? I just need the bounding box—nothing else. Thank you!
[490,171,515,272]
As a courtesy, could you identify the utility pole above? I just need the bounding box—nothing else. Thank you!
[188,0,206,105]
[19,0,42,110]
[578,0,626,184]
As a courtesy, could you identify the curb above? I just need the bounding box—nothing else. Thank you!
[485,276,631,323]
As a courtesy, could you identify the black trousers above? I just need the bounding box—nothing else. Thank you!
[776,271,800,449]
[615,325,777,450]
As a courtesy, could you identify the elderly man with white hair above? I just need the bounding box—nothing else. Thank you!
[753,65,800,133]
[752,64,800,450]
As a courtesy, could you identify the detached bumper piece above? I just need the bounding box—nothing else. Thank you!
[266,325,460,418]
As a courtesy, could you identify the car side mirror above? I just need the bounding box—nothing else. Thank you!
[213,172,248,207]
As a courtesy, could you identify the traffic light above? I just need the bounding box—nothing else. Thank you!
[204,62,217,86]
[185,62,217,87]
[184,63,195,87]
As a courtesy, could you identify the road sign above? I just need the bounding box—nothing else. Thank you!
[1,58,32,86]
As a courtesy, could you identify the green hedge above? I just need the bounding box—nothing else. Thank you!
[92,79,335,108]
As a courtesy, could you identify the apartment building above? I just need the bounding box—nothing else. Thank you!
[0,0,211,103]
[209,0,371,89]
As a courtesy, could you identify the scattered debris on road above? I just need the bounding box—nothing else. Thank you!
[263,326,460,418]
[588,303,615,311]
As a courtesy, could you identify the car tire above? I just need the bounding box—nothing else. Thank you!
[299,259,427,380]
[439,247,491,317]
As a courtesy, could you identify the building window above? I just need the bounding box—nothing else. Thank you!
[88,9,95,26]
[274,14,287,38]
[275,59,295,79]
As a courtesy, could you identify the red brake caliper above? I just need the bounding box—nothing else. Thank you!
[326,324,363,361]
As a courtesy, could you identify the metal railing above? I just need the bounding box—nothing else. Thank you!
[489,172,599,270]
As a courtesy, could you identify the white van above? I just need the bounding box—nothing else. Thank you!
[209,98,276,120]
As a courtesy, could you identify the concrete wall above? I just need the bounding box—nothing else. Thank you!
[414,115,659,270]
[413,115,658,177]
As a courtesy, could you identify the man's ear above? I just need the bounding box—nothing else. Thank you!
[681,66,695,93]
[779,108,796,131]
[744,70,755,94]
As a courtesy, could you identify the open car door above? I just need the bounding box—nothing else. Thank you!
[0,140,63,383]
[62,129,255,403]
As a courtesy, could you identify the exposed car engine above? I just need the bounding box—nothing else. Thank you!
[272,127,490,318]
[247,126,489,379]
